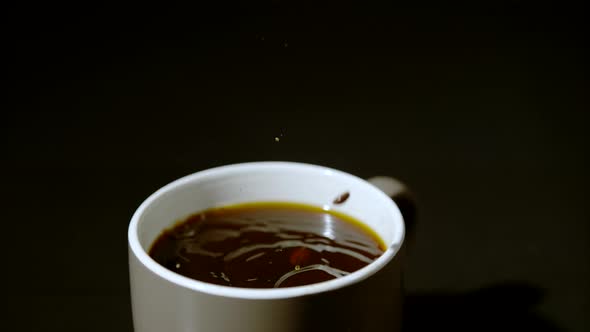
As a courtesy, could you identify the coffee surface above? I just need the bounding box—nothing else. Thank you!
[149,202,385,288]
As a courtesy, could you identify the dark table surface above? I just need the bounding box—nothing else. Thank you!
[3,3,588,331]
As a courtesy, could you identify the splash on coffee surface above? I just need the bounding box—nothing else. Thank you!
[149,202,385,288]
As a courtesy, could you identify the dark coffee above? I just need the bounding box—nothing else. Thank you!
[149,202,385,288]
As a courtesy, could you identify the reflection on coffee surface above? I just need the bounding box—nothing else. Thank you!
[149,202,385,288]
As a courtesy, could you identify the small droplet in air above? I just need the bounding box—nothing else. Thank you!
[275,137,280,142]
[175,263,181,269]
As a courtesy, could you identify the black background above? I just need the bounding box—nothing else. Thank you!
[2,2,588,331]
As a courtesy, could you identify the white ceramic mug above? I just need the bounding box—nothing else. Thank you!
[128,162,411,332]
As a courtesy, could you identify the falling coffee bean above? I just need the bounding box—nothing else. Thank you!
[333,191,350,205]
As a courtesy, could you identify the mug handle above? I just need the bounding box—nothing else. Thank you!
[367,176,417,252]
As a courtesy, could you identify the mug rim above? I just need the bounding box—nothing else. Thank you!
[128,161,405,300]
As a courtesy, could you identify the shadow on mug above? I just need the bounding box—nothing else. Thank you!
[402,282,560,332]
